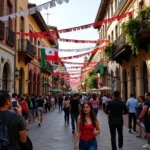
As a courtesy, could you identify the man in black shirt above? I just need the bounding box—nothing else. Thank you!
[105,91,128,150]
[70,93,80,133]
[0,90,27,150]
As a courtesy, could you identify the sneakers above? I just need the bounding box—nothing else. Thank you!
[119,148,123,150]
[142,144,150,149]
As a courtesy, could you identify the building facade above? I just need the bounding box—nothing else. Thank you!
[95,0,150,100]
[0,0,16,93]
[15,0,54,95]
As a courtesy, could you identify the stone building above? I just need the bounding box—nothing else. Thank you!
[0,0,16,93]
[94,0,150,100]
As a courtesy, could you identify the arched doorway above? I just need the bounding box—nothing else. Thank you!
[28,70,32,96]
[115,68,120,91]
[2,63,10,90]
[131,66,136,97]
[37,74,40,95]
[33,73,36,95]
[143,62,148,95]
[123,70,128,101]
[19,68,24,95]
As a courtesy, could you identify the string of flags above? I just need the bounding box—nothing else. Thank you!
[16,10,134,35]
[0,0,69,22]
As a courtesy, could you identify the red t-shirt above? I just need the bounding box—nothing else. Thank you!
[80,121,95,141]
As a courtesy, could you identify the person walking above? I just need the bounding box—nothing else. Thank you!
[105,91,128,150]
[135,96,145,138]
[126,93,139,133]
[36,96,44,126]
[70,93,80,133]
[102,95,107,111]
[90,94,99,116]
[63,96,70,125]
[74,101,100,150]
[138,92,150,149]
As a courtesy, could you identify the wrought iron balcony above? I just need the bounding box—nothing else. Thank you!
[6,27,15,47]
[0,20,4,40]
[112,34,127,57]
[46,62,53,73]
[18,39,35,64]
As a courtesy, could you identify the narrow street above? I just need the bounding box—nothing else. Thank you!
[28,110,146,150]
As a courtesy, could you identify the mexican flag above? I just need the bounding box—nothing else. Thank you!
[53,67,59,75]
[41,48,59,61]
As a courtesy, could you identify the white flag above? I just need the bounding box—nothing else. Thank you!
[55,0,63,5]
[45,48,55,56]
[50,0,56,8]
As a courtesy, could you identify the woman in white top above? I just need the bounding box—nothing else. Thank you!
[90,94,99,116]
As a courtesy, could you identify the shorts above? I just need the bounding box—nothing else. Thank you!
[22,112,29,120]
[144,118,150,133]
[37,107,44,116]
[30,108,36,115]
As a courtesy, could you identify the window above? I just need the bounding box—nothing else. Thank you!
[6,2,12,28]
[111,31,114,42]
[115,25,118,39]
[20,17,24,32]
[108,35,110,41]
[111,1,113,17]
[139,0,144,9]
[115,0,117,10]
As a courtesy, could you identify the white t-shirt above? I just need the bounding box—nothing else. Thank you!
[102,96,107,104]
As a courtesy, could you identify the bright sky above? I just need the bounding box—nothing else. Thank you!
[28,0,100,89]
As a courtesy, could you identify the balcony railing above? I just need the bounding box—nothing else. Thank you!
[46,62,53,72]
[118,0,127,12]
[6,27,15,47]
[0,20,4,40]
[141,14,150,30]
[18,39,35,57]
[113,34,126,56]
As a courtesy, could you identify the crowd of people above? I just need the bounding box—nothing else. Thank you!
[0,90,150,150]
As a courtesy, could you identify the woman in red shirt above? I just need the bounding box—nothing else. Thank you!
[74,101,100,150]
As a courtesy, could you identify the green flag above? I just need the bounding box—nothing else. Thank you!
[100,62,104,75]
[40,48,46,69]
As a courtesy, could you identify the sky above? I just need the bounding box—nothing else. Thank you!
[28,0,100,88]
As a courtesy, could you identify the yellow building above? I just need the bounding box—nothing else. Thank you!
[95,0,150,100]
[15,0,55,95]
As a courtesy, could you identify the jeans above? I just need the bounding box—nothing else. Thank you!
[71,113,79,131]
[109,124,123,150]
[79,139,97,150]
[64,107,69,123]
[93,108,98,116]
[59,103,62,112]
[128,113,136,130]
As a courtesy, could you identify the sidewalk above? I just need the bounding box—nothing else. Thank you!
[28,110,146,150]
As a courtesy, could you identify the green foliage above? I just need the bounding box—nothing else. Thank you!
[138,6,150,20]
[87,75,98,89]
[88,70,94,77]
[104,42,114,60]
[121,19,141,54]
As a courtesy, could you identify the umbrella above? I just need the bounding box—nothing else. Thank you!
[91,88,98,91]
[50,89,62,93]
[41,83,50,87]
[99,86,112,90]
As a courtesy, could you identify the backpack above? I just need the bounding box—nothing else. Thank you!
[20,101,28,113]
[0,112,16,150]
[29,100,33,109]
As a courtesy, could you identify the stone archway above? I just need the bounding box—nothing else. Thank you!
[28,70,33,96]
[37,74,40,95]
[123,70,128,101]
[142,62,148,95]
[131,66,136,97]
[2,62,11,91]
[115,68,120,91]
[19,68,24,95]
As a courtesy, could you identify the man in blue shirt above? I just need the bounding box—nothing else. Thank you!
[126,93,138,133]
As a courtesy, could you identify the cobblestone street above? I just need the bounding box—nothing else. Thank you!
[28,110,146,150]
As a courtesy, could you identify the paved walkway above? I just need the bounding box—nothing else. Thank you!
[28,110,146,150]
